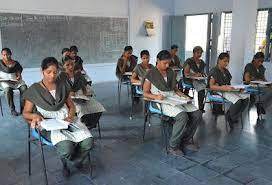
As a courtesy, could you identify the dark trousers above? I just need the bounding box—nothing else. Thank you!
[56,138,93,169]
[184,89,205,110]
[228,98,249,121]
[4,85,27,112]
[81,112,103,129]
[169,110,202,149]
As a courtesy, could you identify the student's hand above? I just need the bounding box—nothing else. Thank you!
[64,116,74,123]
[195,73,202,77]
[156,94,165,100]
[16,74,22,81]
[30,114,44,128]
[224,85,234,91]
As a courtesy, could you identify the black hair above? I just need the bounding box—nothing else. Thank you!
[124,46,133,52]
[70,45,78,52]
[1,48,12,55]
[41,57,59,70]
[193,46,203,53]
[61,48,70,54]
[171,44,178,50]
[217,52,230,63]
[62,56,73,64]
[253,52,265,60]
[140,50,150,58]
[157,50,171,61]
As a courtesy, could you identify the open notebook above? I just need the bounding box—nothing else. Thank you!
[40,119,69,131]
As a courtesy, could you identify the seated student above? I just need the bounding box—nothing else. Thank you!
[143,50,202,156]
[59,48,71,71]
[70,45,92,83]
[116,46,137,80]
[131,50,155,84]
[62,56,105,129]
[208,52,249,129]
[243,52,272,116]
[0,48,27,116]
[169,44,182,69]
[23,57,93,177]
[183,46,206,112]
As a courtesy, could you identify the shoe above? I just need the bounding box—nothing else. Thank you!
[77,163,91,174]
[62,165,70,178]
[169,148,184,156]
[226,111,234,130]
[200,109,205,113]
[11,110,19,116]
[185,144,199,152]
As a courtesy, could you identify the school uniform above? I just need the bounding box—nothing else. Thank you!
[183,57,206,110]
[0,59,27,112]
[61,72,105,129]
[208,66,249,125]
[243,62,272,113]
[23,76,93,170]
[170,55,182,69]
[145,67,202,150]
[115,56,137,80]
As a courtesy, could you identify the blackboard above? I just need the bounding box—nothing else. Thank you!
[0,13,128,68]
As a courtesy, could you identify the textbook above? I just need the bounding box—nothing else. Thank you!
[41,119,69,131]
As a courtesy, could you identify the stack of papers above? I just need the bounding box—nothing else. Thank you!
[251,81,272,86]
[188,76,207,80]
[124,72,132,76]
[155,96,192,106]
[40,119,69,131]
[231,85,249,89]
[71,95,90,101]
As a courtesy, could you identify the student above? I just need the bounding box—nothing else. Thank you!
[59,48,70,71]
[116,46,137,80]
[0,48,27,116]
[131,50,155,84]
[70,45,84,71]
[208,52,249,129]
[23,57,93,177]
[169,44,182,69]
[183,46,206,112]
[62,56,105,129]
[143,50,202,156]
[62,48,70,58]
[70,45,92,83]
[243,52,272,116]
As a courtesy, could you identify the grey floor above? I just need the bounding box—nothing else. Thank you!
[1,82,272,185]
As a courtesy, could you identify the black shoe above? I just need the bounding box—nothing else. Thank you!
[62,165,70,178]
[226,111,234,130]
[11,110,19,116]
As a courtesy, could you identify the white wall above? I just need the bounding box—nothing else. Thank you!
[129,0,174,65]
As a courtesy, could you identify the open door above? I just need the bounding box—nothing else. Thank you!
[170,16,186,62]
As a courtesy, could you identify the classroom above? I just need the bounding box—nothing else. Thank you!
[0,0,272,185]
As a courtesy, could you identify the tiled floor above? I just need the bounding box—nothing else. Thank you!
[1,82,272,185]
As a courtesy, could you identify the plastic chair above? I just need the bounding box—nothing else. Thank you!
[129,84,143,120]
[27,125,93,185]
[142,99,173,153]
[0,89,3,116]
[117,75,131,111]
[203,90,236,131]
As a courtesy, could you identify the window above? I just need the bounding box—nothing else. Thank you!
[255,10,269,53]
